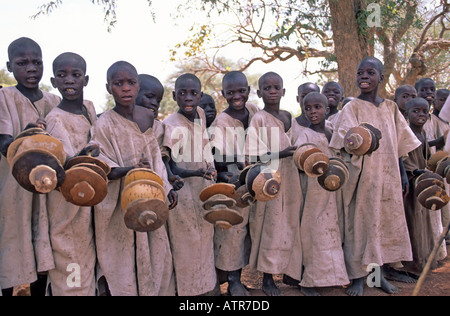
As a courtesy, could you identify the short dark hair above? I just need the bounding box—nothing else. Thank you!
[53,52,87,74]
[175,73,202,90]
[107,61,138,83]
[405,97,429,112]
[8,37,42,60]
[358,56,384,74]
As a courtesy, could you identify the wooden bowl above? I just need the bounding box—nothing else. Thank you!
[247,166,282,201]
[428,151,448,172]
[344,126,373,156]
[199,183,237,202]
[121,180,166,211]
[66,156,111,176]
[303,152,329,178]
[60,166,108,206]
[203,205,244,231]
[11,150,65,194]
[417,185,450,210]
[124,168,163,188]
[124,198,169,232]
[235,185,255,208]
[318,164,347,191]
[415,178,446,197]
[293,143,321,171]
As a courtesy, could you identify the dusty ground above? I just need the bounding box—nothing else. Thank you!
[221,244,450,297]
[13,246,449,297]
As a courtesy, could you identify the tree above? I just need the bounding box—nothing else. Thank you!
[34,0,450,98]
[0,68,17,88]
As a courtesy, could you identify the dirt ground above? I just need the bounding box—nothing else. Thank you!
[13,246,449,297]
[220,244,450,297]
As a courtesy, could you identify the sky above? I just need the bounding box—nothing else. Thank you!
[0,0,316,114]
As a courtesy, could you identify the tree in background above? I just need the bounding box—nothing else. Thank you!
[34,0,449,99]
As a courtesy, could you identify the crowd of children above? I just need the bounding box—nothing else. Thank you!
[0,37,449,297]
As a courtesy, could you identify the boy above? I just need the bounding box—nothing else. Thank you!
[321,81,344,126]
[402,97,447,276]
[0,37,61,295]
[245,72,302,296]
[163,73,218,296]
[199,93,217,128]
[291,92,349,296]
[329,56,422,296]
[136,74,184,192]
[91,61,177,296]
[45,52,97,296]
[394,85,417,119]
[435,89,450,123]
[210,71,260,296]
[295,82,321,127]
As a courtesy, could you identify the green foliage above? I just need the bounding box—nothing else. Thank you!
[0,69,17,87]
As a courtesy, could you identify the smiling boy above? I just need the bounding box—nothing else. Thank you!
[329,57,422,296]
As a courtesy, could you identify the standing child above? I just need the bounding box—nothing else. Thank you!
[291,92,349,296]
[91,61,177,296]
[434,89,450,124]
[163,73,219,296]
[199,93,218,128]
[295,82,321,127]
[0,37,61,296]
[322,81,344,126]
[402,97,447,276]
[246,72,302,296]
[210,71,260,296]
[136,74,184,192]
[394,85,417,120]
[45,52,97,296]
[329,56,422,296]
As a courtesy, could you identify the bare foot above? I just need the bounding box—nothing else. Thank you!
[262,273,282,296]
[228,270,250,296]
[346,277,364,296]
[383,266,417,284]
[380,276,398,294]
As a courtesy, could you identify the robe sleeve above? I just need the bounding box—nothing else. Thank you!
[0,90,14,136]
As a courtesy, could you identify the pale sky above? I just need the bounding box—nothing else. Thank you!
[0,0,316,114]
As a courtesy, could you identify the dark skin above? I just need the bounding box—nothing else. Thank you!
[1,41,46,158]
[136,75,184,191]
[169,76,217,181]
[303,95,332,142]
[322,82,344,119]
[51,54,99,162]
[106,65,177,209]
[214,73,252,174]
[255,73,295,296]
[296,83,320,128]
[346,59,400,297]
[199,94,217,128]
[213,72,252,296]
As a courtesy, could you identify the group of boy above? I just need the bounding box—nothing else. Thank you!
[0,37,448,297]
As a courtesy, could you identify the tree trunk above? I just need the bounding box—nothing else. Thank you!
[328,0,371,98]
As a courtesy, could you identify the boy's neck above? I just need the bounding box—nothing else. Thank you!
[16,83,43,103]
[58,96,85,114]
[410,123,424,135]
[358,91,383,107]
[178,109,199,123]
[114,103,136,120]
[264,103,281,114]
[328,107,339,116]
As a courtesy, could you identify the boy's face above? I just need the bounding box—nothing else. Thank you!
[173,79,202,116]
[356,61,383,94]
[222,77,250,111]
[434,91,449,112]
[396,87,417,112]
[199,96,217,124]
[106,69,139,107]
[304,96,329,125]
[417,80,436,106]
[51,58,88,101]
[322,83,343,109]
[297,85,319,108]
[7,47,43,89]
[408,102,429,128]
[136,80,164,115]
[257,75,285,106]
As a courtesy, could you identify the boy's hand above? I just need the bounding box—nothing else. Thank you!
[79,143,100,157]
[167,189,178,210]
[280,146,298,157]
[169,175,185,191]
[135,156,151,169]
[199,167,217,181]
